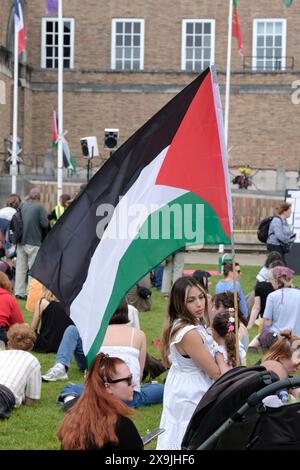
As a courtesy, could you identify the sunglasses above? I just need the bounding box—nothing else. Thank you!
[107,374,133,386]
[236,270,241,274]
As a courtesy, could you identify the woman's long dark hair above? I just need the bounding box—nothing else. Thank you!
[57,353,134,450]
[161,276,208,367]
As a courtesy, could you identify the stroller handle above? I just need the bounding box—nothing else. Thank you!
[248,377,300,406]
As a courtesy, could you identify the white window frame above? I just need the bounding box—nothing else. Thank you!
[181,19,215,72]
[252,19,287,71]
[41,17,75,69]
[111,18,144,71]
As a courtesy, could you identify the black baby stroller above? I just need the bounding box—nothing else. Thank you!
[182,365,300,450]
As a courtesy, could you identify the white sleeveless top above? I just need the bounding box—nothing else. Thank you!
[100,331,141,392]
[157,323,214,450]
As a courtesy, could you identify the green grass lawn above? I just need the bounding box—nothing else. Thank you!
[1,262,299,449]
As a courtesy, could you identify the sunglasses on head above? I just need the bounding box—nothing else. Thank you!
[107,374,133,386]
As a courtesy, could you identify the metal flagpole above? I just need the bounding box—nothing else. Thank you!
[224,0,233,147]
[57,0,64,204]
[11,16,19,193]
[225,0,240,365]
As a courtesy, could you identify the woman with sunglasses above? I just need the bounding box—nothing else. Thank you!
[57,352,143,450]
[157,276,221,450]
[215,262,249,319]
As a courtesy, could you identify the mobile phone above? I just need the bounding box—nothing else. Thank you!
[142,427,165,445]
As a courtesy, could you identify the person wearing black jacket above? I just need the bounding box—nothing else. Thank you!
[57,352,143,450]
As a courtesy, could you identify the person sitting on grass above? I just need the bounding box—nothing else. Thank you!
[0,323,41,419]
[215,262,249,319]
[211,291,248,350]
[248,266,300,352]
[42,300,164,409]
[57,353,143,450]
[212,311,246,374]
[0,272,24,346]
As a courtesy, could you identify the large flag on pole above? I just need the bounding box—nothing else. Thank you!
[232,0,244,55]
[14,0,25,54]
[32,67,233,365]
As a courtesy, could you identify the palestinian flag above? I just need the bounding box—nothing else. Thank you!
[232,0,244,55]
[52,110,58,149]
[32,67,232,365]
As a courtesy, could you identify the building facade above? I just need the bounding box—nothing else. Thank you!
[0,0,299,186]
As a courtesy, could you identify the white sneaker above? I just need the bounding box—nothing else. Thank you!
[42,363,68,382]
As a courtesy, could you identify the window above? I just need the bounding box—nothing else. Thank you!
[111,19,144,70]
[182,20,215,72]
[41,18,74,69]
[253,19,286,71]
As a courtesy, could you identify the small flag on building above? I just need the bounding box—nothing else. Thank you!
[232,0,244,55]
[46,0,58,15]
[52,110,58,149]
[14,0,26,54]
[283,0,293,6]
[32,67,232,365]
[62,138,77,174]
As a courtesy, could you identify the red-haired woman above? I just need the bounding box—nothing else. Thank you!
[57,353,143,450]
[0,272,24,346]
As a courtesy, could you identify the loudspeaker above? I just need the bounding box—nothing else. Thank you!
[80,136,99,158]
[104,129,119,150]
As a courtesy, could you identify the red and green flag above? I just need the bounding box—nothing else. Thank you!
[52,110,58,149]
[232,0,244,55]
[32,67,232,365]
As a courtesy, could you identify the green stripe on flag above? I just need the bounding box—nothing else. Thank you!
[86,191,230,363]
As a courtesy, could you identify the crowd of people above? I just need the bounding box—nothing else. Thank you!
[0,193,300,450]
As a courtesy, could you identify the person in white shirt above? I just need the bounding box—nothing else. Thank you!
[0,323,41,419]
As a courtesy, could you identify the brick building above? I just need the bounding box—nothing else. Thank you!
[0,0,299,188]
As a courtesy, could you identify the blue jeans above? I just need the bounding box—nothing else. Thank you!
[56,325,87,371]
[57,382,164,409]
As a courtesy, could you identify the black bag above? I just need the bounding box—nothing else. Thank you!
[137,285,152,300]
[257,216,277,243]
[280,242,291,254]
[8,207,23,245]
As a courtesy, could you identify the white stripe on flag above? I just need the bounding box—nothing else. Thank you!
[70,147,187,353]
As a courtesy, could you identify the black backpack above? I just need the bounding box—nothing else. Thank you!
[8,207,23,244]
[257,216,279,243]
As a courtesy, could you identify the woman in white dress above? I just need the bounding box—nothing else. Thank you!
[157,276,221,450]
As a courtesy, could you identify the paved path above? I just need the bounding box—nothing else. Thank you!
[185,251,265,267]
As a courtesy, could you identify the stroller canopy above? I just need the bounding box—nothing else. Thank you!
[182,365,278,450]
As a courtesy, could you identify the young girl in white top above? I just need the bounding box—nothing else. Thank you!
[212,310,246,374]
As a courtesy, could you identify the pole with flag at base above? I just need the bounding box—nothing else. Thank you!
[224,0,243,365]
[32,66,233,366]
[11,0,26,193]
[57,0,64,205]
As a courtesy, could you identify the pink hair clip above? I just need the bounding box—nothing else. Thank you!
[228,324,235,333]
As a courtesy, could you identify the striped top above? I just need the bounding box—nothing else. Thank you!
[0,350,41,406]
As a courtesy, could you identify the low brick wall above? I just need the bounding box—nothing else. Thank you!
[232,194,282,230]
[28,180,283,231]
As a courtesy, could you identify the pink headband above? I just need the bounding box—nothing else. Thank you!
[272,266,294,280]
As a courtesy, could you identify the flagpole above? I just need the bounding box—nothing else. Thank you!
[57,0,63,204]
[225,1,240,365]
[11,18,19,193]
[224,0,233,147]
